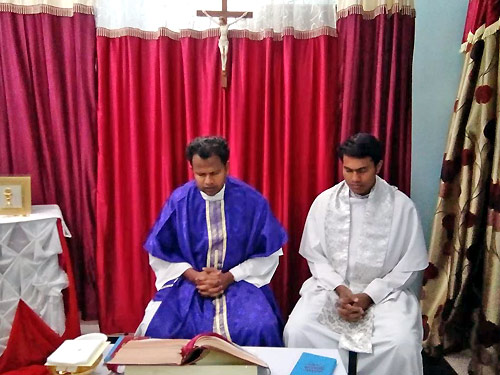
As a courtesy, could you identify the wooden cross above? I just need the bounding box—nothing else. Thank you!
[197,0,253,88]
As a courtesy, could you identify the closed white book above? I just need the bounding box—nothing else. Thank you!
[46,333,108,374]
[47,339,104,365]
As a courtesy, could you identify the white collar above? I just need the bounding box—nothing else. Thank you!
[349,190,370,199]
[348,182,376,199]
[199,184,226,201]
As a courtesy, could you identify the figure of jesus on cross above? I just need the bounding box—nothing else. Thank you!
[197,1,253,88]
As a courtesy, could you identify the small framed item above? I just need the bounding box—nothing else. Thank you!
[0,176,31,216]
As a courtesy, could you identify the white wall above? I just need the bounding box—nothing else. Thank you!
[411,1,469,243]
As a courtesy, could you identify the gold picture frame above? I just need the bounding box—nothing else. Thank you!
[0,176,31,216]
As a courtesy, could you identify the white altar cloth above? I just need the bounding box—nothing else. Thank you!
[0,205,72,354]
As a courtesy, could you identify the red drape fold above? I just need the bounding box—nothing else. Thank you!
[337,13,415,194]
[0,300,63,374]
[462,0,500,43]
[1,8,416,334]
[0,12,98,319]
[96,35,339,333]
[57,221,81,339]
[96,10,416,332]
[96,10,416,333]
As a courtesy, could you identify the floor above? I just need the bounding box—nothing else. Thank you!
[81,321,471,374]
[445,350,471,375]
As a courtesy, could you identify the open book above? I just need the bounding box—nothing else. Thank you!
[106,333,268,368]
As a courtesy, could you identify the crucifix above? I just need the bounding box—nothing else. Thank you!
[197,0,253,88]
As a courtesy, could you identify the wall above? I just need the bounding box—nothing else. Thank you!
[411,1,469,243]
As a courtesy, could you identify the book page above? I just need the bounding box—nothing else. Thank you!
[192,336,268,367]
[107,339,189,365]
[107,336,268,368]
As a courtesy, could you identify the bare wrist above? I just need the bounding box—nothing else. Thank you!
[222,271,234,286]
[183,268,198,283]
[335,285,350,297]
[361,293,374,308]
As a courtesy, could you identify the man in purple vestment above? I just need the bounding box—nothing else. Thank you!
[136,136,287,346]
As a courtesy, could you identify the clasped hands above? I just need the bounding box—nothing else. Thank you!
[334,285,373,322]
[183,267,234,298]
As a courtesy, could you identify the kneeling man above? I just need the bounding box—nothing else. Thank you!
[137,136,287,346]
[284,133,428,374]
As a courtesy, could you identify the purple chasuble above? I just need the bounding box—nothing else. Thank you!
[144,177,287,346]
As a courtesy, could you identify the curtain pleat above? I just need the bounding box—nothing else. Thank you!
[0,11,98,319]
[95,34,339,333]
[1,0,417,336]
[337,12,415,194]
[95,9,416,335]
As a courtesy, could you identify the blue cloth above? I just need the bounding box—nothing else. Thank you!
[144,176,287,346]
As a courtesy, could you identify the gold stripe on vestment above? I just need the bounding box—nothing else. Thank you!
[204,199,232,339]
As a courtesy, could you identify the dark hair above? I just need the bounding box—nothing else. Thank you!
[185,136,230,165]
[337,133,383,165]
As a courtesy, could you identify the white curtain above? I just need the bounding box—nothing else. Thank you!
[95,0,338,36]
[0,0,93,15]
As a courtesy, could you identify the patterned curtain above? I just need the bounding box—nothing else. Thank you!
[421,8,500,374]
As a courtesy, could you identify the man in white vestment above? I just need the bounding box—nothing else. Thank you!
[284,133,428,375]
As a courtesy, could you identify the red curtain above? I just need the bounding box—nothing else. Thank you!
[96,9,416,333]
[0,11,98,319]
[96,34,339,333]
[337,13,415,194]
[462,0,500,43]
[0,7,416,334]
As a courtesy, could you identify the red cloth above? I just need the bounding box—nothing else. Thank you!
[57,221,81,339]
[337,13,415,194]
[0,300,64,374]
[95,34,339,333]
[0,11,98,319]
[1,365,50,375]
[95,10,415,333]
[0,222,79,374]
[462,0,500,43]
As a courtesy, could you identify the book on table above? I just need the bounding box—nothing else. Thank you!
[105,332,269,375]
[290,352,337,375]
[45,333,109,375]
